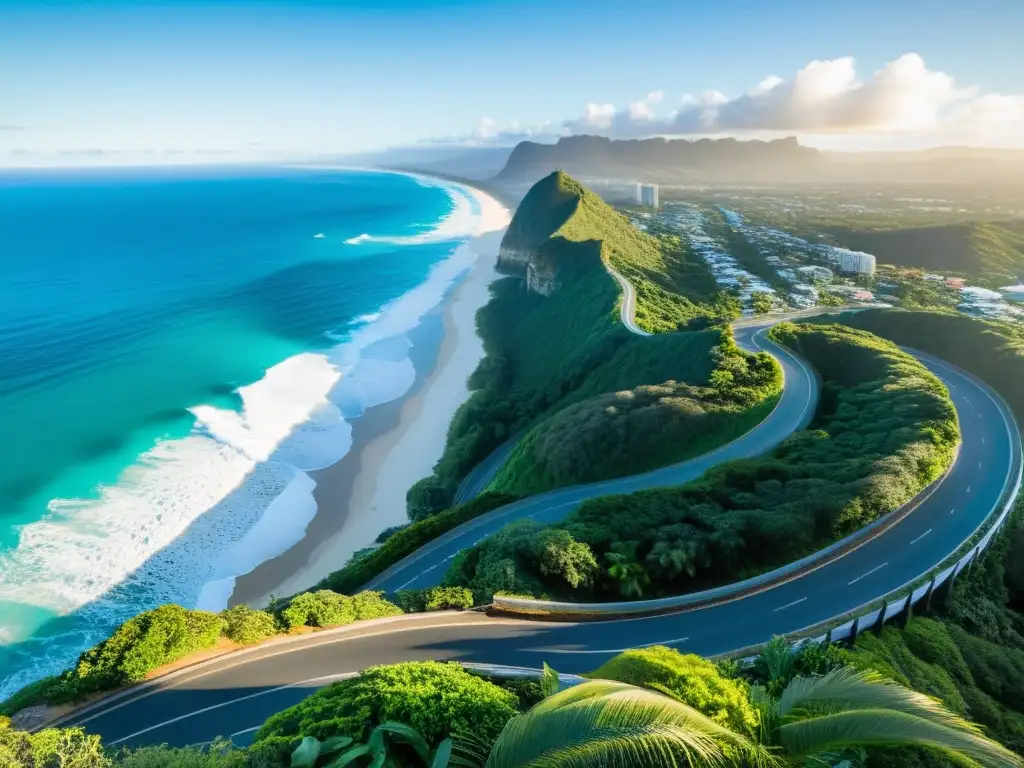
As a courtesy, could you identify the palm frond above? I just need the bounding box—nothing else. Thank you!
[448,730,493,768]
[757,636,795,685]
[779,667,979,734]
[484,679,781,768]
[374,722,431,761]
[779,709,1023,768]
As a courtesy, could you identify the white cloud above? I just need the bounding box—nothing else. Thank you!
[557,53,1022,147]
[427,117,561,147]
[646,91,664,103]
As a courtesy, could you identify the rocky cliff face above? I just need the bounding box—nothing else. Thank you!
[526,261,559,296]
[497,245,533,271]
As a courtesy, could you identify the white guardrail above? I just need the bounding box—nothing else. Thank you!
[492,357,1023,649]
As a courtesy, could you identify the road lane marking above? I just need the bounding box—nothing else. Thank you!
[524,636,689,654]
[773,597,807,612]
[848,563,887,586]
[911,529,932,545]
[231,726,261,738]
[107,672,361,745]
[66,617,541,730]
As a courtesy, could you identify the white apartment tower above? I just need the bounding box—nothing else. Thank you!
[828,248,876,275]
[637,183,659,208]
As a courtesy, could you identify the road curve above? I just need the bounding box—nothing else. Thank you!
[63,349,1020,750]
[364,324,816,593]
[604,263,652,336]
[57,270,1020,749]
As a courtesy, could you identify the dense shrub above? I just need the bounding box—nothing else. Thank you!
[220,605,279,645]
[26,605,227,703]
[488,335,781,496]
[0,719,109,768]
[487,677,544,711]
[314,491,518,594]
[278,591,402,630]
[588,646,760,736]
[392,586,474,613]
[251,662,517,765]
[115,742,246,768]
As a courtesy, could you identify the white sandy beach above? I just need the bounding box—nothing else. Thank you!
[239,185,510,603]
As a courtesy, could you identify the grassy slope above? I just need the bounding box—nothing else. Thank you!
[559,198,740,333]
[836,308,1024,417]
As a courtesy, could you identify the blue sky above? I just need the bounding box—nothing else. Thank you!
[3,0,1024,164]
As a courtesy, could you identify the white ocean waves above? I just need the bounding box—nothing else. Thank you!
[0,182,499,698]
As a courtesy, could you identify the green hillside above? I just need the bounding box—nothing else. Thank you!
[826,221,1024,282]
[835,308,1024,418]
[407,172,767,519]
[506,171,740,333]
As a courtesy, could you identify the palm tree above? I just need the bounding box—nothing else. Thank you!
[457,669,1022,768]
[755,666,1022,768]
[461,679,778,768]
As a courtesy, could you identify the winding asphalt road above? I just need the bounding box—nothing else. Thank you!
[58,282,1021,751]
[365,324,815,594]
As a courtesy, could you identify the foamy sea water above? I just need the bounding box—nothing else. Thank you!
[0,169,500,697]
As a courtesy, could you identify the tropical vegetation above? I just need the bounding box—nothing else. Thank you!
[445,323,959,601]
[408,171,778,519]
[486,333,781,496]
[12,642,1023,768]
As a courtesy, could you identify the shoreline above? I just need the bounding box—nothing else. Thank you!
[229,186,510,605]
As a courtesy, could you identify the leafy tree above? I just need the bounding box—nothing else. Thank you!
[604,547,650,598]
[443,521,597,601]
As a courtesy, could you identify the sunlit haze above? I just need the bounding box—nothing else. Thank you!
[3,0,1024,166]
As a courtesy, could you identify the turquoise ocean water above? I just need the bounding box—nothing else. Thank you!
[0,166,480,696]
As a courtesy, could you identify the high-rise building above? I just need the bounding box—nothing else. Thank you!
[825,247,876,275]
[638,183,659,208]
